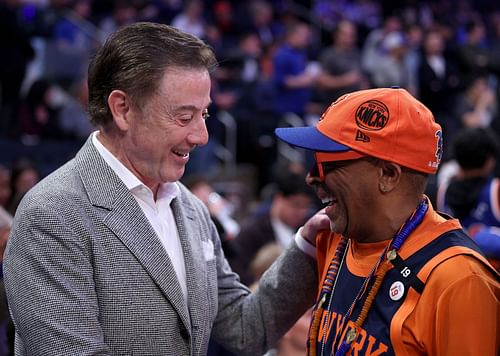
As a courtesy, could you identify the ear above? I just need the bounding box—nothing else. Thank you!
[108,90,131,131]
[378,161,402,194]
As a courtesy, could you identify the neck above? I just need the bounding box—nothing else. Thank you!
[96,130,160,198]
[367,195,424,243]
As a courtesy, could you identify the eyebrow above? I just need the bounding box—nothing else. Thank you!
[173,101,212,113]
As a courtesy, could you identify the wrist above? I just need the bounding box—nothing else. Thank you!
[295,227,316,258]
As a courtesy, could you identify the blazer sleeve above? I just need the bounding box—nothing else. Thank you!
[211,223,318,355]
[4,198,110,355]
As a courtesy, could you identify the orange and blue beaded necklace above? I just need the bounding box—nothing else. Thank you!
[307,199,428,356]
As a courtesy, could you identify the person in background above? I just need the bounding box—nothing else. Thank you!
[0,206,13,355]
[437,127,500,270]
[98,0,137,43]
[17,79,65,141]
[4,22,327,356]
[370,31,414,93]
[454,72,498,130]
[57,77,94,141]
[6,159,40,215]
[316,19,368,113]
[0,166,11,210]
[183,175,240,259]
[171,0,205,39]
[229,168,316,285]
[272,21,318,119]
[275,87,499,355]
[417,28,461,159]
[361,15,401,85]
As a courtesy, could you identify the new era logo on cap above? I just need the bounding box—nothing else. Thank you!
[275,87,443,174]
[355,130,370,142]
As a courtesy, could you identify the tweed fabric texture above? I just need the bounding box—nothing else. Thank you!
[4,137,318,355]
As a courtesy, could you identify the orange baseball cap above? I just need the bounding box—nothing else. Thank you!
[275,87,443,174]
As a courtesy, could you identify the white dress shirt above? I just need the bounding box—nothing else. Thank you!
[271,217,295,250]
[92,132,187,300]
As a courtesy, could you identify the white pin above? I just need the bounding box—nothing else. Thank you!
[389,281,405,301]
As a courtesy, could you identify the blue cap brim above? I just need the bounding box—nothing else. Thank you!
[275,126,351,152]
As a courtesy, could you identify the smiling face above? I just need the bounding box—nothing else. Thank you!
[307,158,380,241]
[108,67,211,191]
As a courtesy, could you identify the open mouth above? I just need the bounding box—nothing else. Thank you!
[322,196,336,206]
[173,149,189,158]
[316,183,337,207]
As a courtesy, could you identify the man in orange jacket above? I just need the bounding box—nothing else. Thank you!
[276,87,500,355]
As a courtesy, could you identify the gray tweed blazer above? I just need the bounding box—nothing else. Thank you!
[4,137,318,356]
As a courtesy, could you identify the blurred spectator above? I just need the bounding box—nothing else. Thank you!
[418,28,461,142]
[456,17,492,78]
[0,0,35,137]
[361,14,401,84]
[186,174,240,356]
[171,0,205,39]
[6,159,40,215]
[315,19,368,112]
[271,21,318,119]
[248,242,283,288]
[50,0,100,86]
[436,127,500,270]
[403,23,423,96]
[0,205,13,356]
[210,0,240,49]
[58,77,94,141]
[246,1,283,50]
[229,32,263,85]
[418,29,460,114]
[490,10,500,77]
[0,206,11,258]
[228,167,315,286]
[0,166,11,210]
[18,79,65,141]
[215,31,283,184]
[184,175,240,253]
[98,0,137,43]
[370,30,414,92]
[274,310,311,356]
[454,73,498,129]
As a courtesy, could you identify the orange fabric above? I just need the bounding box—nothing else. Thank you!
[316,88,442,174]
[314,204,500,355]
[392,247,499,355]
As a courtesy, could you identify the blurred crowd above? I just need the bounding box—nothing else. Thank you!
[1,0,500,355]
[1,0,500,179]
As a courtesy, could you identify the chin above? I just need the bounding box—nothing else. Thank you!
[330,219,349,235]
[173,167,186,182]
[329,222,340,234]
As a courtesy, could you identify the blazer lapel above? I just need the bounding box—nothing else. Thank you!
[171,195,208,335]
[75,138,191,330]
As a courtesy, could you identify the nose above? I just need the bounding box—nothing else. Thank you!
[305,172,322,186]
[188,116,209,145]
[305,173,329,200]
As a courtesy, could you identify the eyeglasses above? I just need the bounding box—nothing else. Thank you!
[313,150,366,181]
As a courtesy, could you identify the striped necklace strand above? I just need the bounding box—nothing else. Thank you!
[320,239,350,356]
[308,236,349,356]
[335,199,428,356]
[306,199,428,356]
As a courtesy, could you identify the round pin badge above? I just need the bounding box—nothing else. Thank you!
[389,281,405,301]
